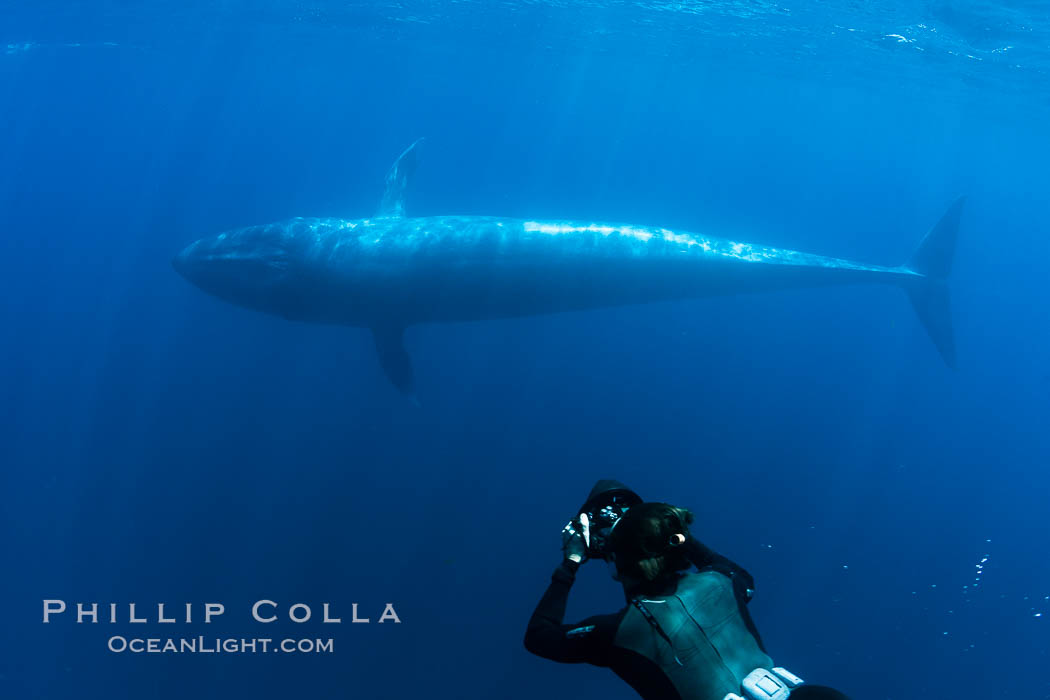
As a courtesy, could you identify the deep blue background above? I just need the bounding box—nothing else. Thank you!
[2,2,1048,698]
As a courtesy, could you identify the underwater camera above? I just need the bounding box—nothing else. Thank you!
[575,480,643,561]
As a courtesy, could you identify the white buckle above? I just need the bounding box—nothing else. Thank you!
[741,668,791,699]
[724,666,805,700]
[771,667,804,688]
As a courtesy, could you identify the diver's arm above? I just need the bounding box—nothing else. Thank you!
[523,559,618,664]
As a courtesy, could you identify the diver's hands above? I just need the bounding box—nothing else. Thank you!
[561,518,588,564]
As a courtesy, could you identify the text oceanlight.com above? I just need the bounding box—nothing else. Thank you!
[42,599,401,655]
[107,636,335,654]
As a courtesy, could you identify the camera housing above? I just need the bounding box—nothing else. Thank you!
[577,481,643,561]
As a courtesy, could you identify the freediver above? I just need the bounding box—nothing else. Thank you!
[524,480,851,700]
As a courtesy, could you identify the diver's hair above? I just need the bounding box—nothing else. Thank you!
[609,502,695,583]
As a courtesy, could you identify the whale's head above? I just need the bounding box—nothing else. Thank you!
[173,222,307,317]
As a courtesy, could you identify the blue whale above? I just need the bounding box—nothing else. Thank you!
[173,140,962,399]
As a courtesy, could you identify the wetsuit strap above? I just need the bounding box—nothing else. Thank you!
[630,599,683,666]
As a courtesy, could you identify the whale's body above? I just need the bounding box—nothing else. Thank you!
[174,141,962,398]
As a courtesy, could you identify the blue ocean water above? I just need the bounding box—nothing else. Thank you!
[1,1,1048,698]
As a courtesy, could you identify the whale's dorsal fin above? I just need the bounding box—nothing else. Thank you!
[376,138,424,218]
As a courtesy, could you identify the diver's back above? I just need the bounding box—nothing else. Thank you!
[614,571,773,700]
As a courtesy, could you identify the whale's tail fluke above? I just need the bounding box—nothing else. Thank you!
[901,196,965,368]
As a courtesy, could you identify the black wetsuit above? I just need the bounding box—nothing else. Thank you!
[524,538,766,700]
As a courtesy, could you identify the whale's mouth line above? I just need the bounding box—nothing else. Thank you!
[182,249,291,268]
[202,251,264,262]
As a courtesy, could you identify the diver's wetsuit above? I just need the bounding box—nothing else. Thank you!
[524,538,766,700]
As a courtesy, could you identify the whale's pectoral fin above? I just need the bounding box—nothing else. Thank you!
[376,138,424,218]
[371,325,417,402]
